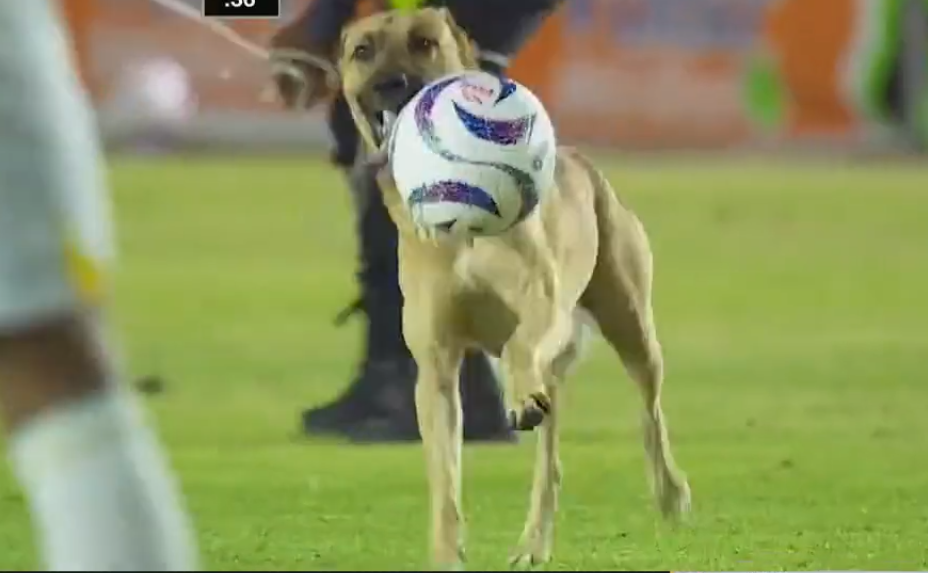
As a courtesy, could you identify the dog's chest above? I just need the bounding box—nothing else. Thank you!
[454,287,518,357]
[449,245,527,356]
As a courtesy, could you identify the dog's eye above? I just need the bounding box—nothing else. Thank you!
[352,43,374,62]
[409,35,438,54]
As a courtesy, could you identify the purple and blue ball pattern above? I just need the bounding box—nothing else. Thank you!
[409,75,541,231]
[452,103,536,146]
[407,180,500,216]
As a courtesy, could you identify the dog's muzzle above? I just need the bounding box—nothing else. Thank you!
[373,73,424,116]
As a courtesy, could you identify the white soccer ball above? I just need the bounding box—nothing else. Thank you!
[388,71,557,238]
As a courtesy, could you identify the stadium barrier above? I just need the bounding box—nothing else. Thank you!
[62,0,924,152]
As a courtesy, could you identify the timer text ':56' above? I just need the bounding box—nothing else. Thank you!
[201,0,280,18]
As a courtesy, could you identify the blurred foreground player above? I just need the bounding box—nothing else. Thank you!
[0,1,197,569]
[270,0,563,443]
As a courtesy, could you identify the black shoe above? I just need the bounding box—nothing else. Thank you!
[301,357,416,436]
[300,399,365,436]
[343,415,421,444]
[334,352,516,444]
[302,378,518,443]
[300,386,371,436]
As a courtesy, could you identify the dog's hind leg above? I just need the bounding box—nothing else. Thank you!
[581,192,690,521]
[404,300,467,570]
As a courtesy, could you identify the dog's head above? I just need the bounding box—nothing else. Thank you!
[338,8,478,152]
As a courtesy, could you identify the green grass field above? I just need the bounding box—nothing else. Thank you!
[1,156,927,571]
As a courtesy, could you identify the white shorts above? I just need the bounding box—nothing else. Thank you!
[0,0,114,332]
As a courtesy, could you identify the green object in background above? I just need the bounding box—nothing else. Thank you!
[743,50,787,133]
[389,0,425,11]
[855,0,903,124]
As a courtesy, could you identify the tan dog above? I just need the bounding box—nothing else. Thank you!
[336,8,691,569]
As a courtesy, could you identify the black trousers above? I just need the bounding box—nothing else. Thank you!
[327,93,408,363]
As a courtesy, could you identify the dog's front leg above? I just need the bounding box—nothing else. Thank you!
[414,347,466,570]
[510,382,561,570]
[501,222,574,432]
[510,316,588,569]
[405,304,466,570]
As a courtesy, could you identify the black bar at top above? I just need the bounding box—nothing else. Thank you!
[202,0,281,19]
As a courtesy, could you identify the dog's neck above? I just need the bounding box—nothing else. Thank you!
[377,171,418,237]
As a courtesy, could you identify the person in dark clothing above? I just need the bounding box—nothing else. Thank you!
[270,0,564,443]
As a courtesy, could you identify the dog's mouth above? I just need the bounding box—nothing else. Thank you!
[360,73,425,147]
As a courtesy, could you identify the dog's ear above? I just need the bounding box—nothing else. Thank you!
[440,8,478,69]
[337,28,350,65]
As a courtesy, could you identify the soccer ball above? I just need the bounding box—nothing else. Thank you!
[388,71,557,238]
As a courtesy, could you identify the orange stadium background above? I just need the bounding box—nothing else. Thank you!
[61,0,879,148]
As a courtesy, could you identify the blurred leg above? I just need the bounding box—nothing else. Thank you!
[0,1,197,569]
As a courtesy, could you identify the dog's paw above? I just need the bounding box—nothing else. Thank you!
[510,521,554,570]
[508,392,551,432]
[657,472,692,523]
[432,544,467,571]
[508,547,551,570]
